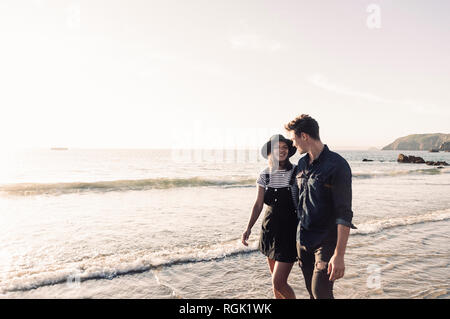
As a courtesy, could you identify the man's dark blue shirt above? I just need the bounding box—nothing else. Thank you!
[295,145,356,250]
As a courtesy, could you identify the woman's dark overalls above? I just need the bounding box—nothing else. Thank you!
[259,169,298,263]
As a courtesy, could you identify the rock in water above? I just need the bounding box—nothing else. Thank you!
[426,161,449,166]
[413,156,425,164]
[399,154,448,165]
[397,154,407,162]
[397,154,425,163]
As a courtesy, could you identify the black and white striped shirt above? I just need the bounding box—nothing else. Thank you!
[256,165,299,209]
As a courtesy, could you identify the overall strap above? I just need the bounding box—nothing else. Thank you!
[289,167,296,186]
[264,173,270,187]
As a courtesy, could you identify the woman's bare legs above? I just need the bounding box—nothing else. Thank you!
[267,258,296,299]
[267,257,276,274]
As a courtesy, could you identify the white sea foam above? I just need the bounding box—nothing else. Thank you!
[1,166,448,196]
[0,177,257,196]
[0,239,258,293]
[353,208,450,235]
[352,166,449,179]
[3,209,450,293]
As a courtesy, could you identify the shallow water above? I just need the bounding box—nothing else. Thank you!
[0,149,449,298]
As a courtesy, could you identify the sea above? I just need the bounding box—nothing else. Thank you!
[0,148,449,299]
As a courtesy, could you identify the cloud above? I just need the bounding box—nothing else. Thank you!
[32,0,45,6]
[229,33,283,52]
[228,19,283,52]
[307,73,449,115]
[307,73,393,104]
[138,50,239,81]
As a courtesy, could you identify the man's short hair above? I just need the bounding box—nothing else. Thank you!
[284,114,320,140]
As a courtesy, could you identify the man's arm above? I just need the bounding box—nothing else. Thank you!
[331,160,354,228]
[328,160,354,281]
[328,224,350,281]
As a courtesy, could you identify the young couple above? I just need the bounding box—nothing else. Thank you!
[242,114,356,299]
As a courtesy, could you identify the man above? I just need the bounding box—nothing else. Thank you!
[285,114,356,299]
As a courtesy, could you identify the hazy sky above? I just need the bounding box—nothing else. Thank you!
[1,0,449,149]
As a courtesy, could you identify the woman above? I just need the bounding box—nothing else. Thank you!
[241,134,298,299]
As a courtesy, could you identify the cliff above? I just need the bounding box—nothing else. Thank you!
[440,141,450,152]
[382,134,450,151]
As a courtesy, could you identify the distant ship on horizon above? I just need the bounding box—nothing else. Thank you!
[50,147,68,151]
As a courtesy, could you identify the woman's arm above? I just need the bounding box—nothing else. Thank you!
[242,186,265,246]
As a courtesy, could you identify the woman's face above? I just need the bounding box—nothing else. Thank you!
[272,141,289,162]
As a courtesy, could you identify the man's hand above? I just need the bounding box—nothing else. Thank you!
[328,224,350,281]
[327,254,345,281]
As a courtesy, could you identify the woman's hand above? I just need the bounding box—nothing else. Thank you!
[242,186,264,246]
[241,228,251,246]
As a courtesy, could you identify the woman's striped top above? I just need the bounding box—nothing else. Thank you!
[256,165,299,210]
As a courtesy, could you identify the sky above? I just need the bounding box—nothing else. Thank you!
[0,0,449,150]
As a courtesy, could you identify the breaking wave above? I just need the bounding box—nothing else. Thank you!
[0,177,256,196]
[352,167,449,179]
[353,208,450,235]
[0,239,257,293]
[0,166,448,196]
[2,208,450,293]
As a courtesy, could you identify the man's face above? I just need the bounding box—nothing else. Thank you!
[289,131,308,154]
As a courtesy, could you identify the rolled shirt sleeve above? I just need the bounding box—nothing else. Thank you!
[331,161,357,229]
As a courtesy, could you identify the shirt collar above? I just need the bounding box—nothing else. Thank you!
[303,144,329,165]
[315,144,329,163]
